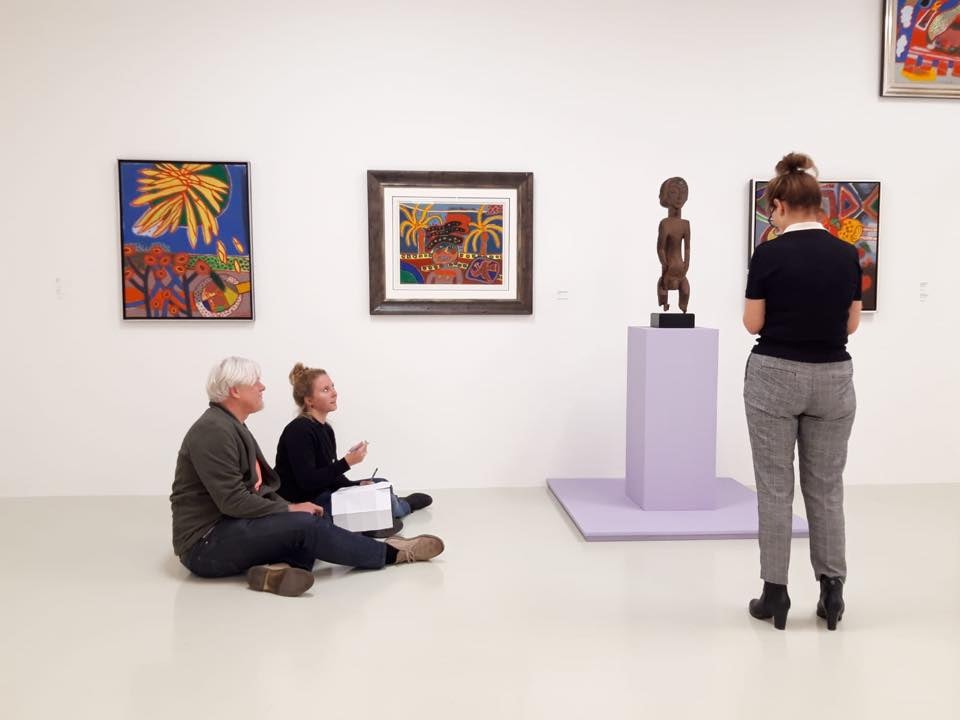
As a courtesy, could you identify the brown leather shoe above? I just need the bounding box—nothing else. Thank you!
[385,534,445,563]
[246,563,315,597]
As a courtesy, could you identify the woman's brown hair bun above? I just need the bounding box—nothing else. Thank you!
[775,152,817,177]
[289,362,308,386]
[764,152,822,213]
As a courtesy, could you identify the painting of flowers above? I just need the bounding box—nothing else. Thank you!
[118,160,253,320]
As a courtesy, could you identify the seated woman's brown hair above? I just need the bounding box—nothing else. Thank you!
[289,362,327,413]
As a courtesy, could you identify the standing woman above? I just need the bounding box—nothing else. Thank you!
[275,363,433,536]
[743,153,862,631]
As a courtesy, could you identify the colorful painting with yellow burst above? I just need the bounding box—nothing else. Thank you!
[118,161,253,319]
[751,181,881,311]
[397,203,504,286]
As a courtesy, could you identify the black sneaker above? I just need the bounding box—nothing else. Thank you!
[402,493,433,512]
[362,518,403,539]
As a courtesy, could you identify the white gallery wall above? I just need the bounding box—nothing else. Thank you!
[1,0,957,496]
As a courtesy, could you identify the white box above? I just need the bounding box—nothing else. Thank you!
[331,482,394,532]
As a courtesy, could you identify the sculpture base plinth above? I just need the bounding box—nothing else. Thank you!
[547,476,809,541]
[650,313,695,328]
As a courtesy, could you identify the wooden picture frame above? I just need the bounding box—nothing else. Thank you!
[367,170,533,315]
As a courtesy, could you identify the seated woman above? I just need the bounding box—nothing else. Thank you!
[275,363,433,537]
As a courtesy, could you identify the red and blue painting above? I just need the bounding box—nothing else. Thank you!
[884,0,960,97]
[751,181,881,312]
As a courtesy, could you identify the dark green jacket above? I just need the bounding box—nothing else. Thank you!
[171,403,289,556]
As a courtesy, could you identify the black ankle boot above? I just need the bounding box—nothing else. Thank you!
[816,575,845,630]
[749,582,791,630]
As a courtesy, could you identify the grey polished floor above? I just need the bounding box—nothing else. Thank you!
[2,485,958,719]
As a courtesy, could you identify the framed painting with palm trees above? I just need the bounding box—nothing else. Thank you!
[118,160,254,320]
[367,170,533,314]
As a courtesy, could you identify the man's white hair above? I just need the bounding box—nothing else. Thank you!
[206,357,261,402]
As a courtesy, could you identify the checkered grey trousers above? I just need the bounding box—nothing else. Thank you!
[743,353,856,585]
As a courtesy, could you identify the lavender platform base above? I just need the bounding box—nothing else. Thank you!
[547,476,809,541]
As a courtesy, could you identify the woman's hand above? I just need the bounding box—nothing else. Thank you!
[345,441,368,467]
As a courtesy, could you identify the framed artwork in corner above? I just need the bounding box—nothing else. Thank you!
[882,0,960,98]
[367,170,533,315]
[117,160,254,320]
[749,180,881,312]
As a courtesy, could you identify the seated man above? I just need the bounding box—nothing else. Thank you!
[171,357,444,597]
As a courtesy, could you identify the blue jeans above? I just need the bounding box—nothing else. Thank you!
[180,511,387,578]
[314,478,411,520]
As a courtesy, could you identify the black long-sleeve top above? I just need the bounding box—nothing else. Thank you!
[275,415,358,502]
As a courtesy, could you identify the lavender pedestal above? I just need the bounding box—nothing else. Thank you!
[626,326,719,510]
[547,327,809,541]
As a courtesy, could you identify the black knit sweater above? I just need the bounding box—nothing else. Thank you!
[275,415,358,502]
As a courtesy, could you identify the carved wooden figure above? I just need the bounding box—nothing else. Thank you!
[656,177,691,313]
